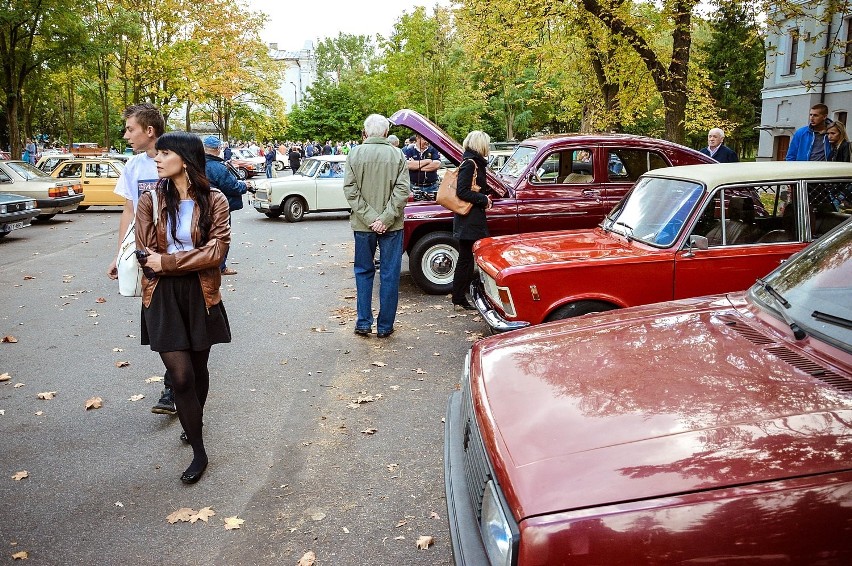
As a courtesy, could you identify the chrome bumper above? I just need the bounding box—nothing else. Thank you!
[471,279,530,334]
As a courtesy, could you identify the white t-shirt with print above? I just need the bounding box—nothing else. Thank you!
[114,152,159,212]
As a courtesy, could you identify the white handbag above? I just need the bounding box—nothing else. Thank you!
[117,190,158,297]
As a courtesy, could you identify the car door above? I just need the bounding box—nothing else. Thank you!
[514,146,606,233]
[673,184,808,299]
[314,161,349,210]
[81,161,122,205]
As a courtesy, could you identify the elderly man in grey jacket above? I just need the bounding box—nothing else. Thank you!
[343,114,410,338]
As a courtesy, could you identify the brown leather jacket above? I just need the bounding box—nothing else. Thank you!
[135,187,231,309]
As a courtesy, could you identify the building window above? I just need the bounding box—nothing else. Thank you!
[845,18,852,68]
[836,112,848,127]
[787,28,799,75]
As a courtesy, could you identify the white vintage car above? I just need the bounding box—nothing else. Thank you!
[250,155,349,222]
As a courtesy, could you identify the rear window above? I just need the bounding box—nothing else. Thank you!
[607,149,668,182]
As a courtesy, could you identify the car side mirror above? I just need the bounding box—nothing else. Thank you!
[683,234,709,257]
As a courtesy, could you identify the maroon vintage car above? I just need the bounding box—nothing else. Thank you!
[445,219,852,565]
[390,109,714,294]
[472,161,852,332]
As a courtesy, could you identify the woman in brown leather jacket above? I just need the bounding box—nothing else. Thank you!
[135,131,231,484]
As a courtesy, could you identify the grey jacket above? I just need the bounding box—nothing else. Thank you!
[343,137,410,232]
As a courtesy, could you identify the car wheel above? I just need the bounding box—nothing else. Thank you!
[34,214,56,221]
[409,231,458,295]
[283,196,305,222]
[237,168,248,180]
[274,160,285,171]
[545,300,616,322]
[265,210,282,219]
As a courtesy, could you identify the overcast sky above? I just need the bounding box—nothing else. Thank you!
[253,0,455,50]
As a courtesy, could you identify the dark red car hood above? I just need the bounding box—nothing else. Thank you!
[471,294,852,519]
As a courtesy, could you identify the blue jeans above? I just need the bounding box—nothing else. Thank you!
[265,163,274,178]
[354,229,403,334]
[412,181,439,194]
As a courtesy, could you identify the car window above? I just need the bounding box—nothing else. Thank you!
[7,161,50,179]
[0,169,11,183]
[691,185,795,246]
[500,146,536,178]
[531,149,593,184]
[607,149,668,182]
[806,181,852,238]
[58,163,83,178]
[85,162,121,178]
[298,159,320,177]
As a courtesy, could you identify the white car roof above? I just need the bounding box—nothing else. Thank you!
[647,161,852,187]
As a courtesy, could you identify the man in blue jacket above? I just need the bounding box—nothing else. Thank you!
[786,104,832,161]
[203,135,252,275]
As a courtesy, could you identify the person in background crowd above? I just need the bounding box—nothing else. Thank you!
[387,134,401,150]
[202,136,251,276]
[450,131,493,311]
[343,114,410,338]
[305,142,314,157]
[786,103,832,161]
[826,121,851,163]
[288,145,302,172]
[135,131,232,485]
[323,141,333,155]
[106,103,176,416]
[265,144,276,177]
[699,128,738,163]
[223,142,232,161]
[403,134,442,195]
[24,138,37,164]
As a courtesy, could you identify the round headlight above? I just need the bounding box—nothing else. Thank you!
[0,204,7,213]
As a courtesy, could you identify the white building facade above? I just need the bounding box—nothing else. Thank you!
[758,4,852,160]
[268,41,317,112]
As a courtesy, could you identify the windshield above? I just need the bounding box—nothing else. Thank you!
[750,222,851,350]
[6,161,51,180]
[297,159,321,177]
[604,176,704,246]
[499,146,536,178]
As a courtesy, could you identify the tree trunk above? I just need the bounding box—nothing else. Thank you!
[6,94,21,159]
[185,101,193,132]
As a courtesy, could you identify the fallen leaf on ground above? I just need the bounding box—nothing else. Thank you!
[11,550,28,559]
[0,410,4,415]
[371,361,386,367]
[112,347,123,352]
[297,551,316,566]
[34,411,43,416]
[0,373,10,382]
[190,507,216,523]
[434,330,449,334]
[167,508,196,524]
[416,535,434,550]
[2,336,18,343]
[85,397,103,410]
[430,511,441,520]
[12,471,28,481]
[128,394,145,402]
[145,375,164,383]
[115,361,130,368]
[387,463,398,471]
[414,368,427,375]
[115,501,124,507]
[14,383,25,388]
[395,519,408,528]
[37,391,57,400]
[360,428,377,435]
[23,275,35,280]
[224,516,244,530]
[96,297,107,304]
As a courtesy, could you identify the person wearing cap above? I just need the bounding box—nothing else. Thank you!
[202,135,251,275]
[403,134,442,195]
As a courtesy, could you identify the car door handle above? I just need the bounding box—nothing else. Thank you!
[83,180,90,184]
[582,189,601,196]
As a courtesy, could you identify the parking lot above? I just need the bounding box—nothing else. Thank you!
[0,205,484,564]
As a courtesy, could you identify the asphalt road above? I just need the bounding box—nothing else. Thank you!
[0,199,486,565]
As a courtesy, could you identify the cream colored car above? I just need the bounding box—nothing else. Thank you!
[250,155,349,222]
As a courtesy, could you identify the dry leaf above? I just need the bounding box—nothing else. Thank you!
[190,507,216,523]
[360,428,378,435]
[14,383,25,388]
[12,470,28,481]
[34,411,43,416]
[37,391,57,400]
[414,368,427,375]
[0,372,11,381]
[112,347,123,352]
[128,394,145,402]
[85,396,103,410]
[167,508,196,524]
[0,410,4,416]
[145,375,164,383]
[297,551,316,566]
[430,511,441,520]
[224,516,244,530]
[2,335,18,343]
[416,535,434,550]
[23,275,35,280]
[371,361,386,367]
[115,361,130,368]
[11,550,28,560]
[395,519,408,528]
[96,297,107,303]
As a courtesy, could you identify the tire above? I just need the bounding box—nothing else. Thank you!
[34,214,56,221]
[545,300,616,322]
[237,168,249,180]
[265,210,282,219]
[283,196,306,222]
[77,205,90,211]
[274,160,285,171]
[409,231,458,295]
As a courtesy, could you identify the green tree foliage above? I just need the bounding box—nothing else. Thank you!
[287,79,365,142]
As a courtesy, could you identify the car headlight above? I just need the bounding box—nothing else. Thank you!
[0,204,6,213]
[480,480,518,566]
[26,200,36,210]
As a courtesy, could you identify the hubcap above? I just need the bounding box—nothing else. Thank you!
[423,244,458,284]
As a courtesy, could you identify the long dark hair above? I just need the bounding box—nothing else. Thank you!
[154,132,213,246]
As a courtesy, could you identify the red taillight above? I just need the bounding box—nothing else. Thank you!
[48,186,68,198]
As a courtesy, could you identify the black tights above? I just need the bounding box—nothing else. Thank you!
[159,348,210,473]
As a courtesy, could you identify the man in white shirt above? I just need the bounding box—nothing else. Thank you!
[105,103,175,415]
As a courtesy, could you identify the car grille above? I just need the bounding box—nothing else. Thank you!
[461,376,492,520]
[4,202,28,212]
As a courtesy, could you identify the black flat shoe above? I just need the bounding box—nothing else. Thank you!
[354,327,371,336]
[180,461,208,484]
[377,328,395,338]
[180,431,189,444]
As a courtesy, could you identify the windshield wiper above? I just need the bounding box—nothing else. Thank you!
[756,278,806,340]
[613,221,634,241]
[812,310,852,330]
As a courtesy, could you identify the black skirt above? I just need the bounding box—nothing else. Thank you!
[141,273,231,352]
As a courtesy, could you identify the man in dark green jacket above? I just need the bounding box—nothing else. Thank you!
[343,114,410,338]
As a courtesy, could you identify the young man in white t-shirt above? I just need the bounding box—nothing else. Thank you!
[106,103,175,415]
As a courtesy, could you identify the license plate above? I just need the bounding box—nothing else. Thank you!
[3,221,24,232]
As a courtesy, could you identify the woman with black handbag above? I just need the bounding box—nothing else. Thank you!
[451,131,492,311]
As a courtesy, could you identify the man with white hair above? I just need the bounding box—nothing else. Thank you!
[699,128,738,163]
[343,114,410,338]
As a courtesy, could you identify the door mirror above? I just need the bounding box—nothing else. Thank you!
[689,235,709,250]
